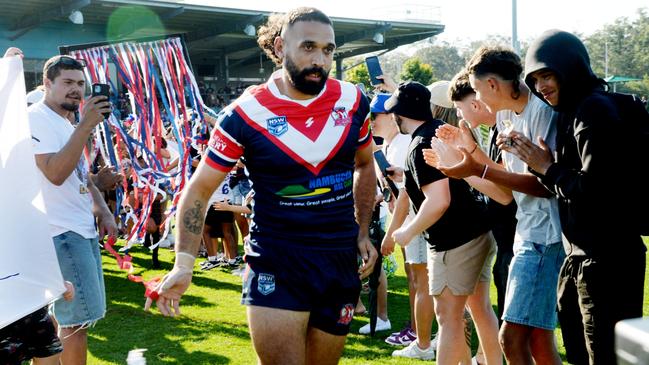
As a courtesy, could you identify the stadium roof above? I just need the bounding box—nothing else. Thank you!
[1,0,445,67]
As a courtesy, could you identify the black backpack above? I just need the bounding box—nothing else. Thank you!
[606,92,649,235]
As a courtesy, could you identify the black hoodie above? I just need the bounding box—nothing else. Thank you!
[523,30,644,257]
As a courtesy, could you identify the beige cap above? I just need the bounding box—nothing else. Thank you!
[427,80,453,109]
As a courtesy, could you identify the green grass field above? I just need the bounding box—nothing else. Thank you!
[87,237,649,364]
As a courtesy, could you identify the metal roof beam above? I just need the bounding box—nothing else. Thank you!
[10,0,91,31]
[335,23,392,47]
[186,13,265,43]
[335,31,441,60]
[160,6,185,20]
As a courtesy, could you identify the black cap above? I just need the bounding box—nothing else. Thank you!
[385,81,433,121]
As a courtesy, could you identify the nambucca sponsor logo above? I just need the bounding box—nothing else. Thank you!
[308,171,352,192]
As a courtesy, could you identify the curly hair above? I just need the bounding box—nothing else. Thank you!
[257,7,332,66]
[466,46,523,100]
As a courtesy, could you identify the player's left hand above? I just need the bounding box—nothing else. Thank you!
[357,235,378,279]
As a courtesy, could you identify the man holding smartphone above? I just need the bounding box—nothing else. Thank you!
[29,55,116,364]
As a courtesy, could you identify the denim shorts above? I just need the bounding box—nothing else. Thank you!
[404,233,428,264]
[502,240,565,330]
[52,231,106,328]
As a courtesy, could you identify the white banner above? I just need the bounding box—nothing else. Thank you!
[0,56,65,329]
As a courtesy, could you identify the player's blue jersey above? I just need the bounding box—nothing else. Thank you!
[205,72,371,247]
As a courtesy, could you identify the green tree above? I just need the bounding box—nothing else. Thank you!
[380,52,409,82]
[414,43,465,81]
[399,57,434,85]
[343,62,371,90]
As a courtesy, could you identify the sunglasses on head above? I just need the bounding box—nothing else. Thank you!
[46,56,86,71]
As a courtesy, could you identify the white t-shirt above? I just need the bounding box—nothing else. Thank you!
[29,101,96,239]
[208,173,233,204]
[379,133,412,219]
[384,133,410,189]
[496,94,562,245]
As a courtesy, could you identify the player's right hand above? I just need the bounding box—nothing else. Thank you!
[144,265,193,317]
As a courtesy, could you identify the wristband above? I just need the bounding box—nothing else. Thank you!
[480,164,489,179]
[175,251,196,269]
[469,143,478,154]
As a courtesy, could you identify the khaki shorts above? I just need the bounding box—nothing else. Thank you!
[428,231,496,296]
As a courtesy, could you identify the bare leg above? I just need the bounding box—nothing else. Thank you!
[59,327,88,365]
[403,246,415,331]
[378,268,388,321]
[466,281,502,365]
[305,327,347,365]
[203,225,218,257]
[529,328,562,365]
[221,222,237,260]
[32,354,62,365]
[434,288,471,365]
[499,322,533,365]
[247,306,309,365]
[355,297,366,315]
[234,213,249,237]
[411,263,433,348]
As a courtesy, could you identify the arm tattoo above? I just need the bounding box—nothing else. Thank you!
[183,200,204,235]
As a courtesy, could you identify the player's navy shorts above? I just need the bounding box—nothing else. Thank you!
[241,238,361,336]
[0,307,62,364]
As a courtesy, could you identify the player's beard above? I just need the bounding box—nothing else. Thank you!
[285,55,329,96]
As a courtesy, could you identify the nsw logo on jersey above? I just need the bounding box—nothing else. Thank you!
[332,107,351,127]
[266,116,288,137]
[257,273,276,295]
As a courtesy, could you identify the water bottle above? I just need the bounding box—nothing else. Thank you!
[126,349,147,365]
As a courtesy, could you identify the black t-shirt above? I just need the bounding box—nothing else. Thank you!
[486,127,517,252]
[404,120,489,252]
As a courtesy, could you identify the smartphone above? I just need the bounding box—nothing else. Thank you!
[373,150,391,177]
[365,56,383,86]
[91,83,111,119]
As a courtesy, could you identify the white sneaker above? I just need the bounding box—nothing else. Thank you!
[392,340,436,360]
[157,238,171,248]
[358,318,391,334]
[430,333,438,350]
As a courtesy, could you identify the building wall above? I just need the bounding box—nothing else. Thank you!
[0,21,106,60]
[0,21,106,90]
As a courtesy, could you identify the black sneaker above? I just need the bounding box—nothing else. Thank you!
[201,259,222,271]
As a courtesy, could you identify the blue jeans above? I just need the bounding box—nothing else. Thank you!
[502,240,565,330]
[52,231,105,327]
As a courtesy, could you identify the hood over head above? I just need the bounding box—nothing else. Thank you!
[524,29,606,111]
